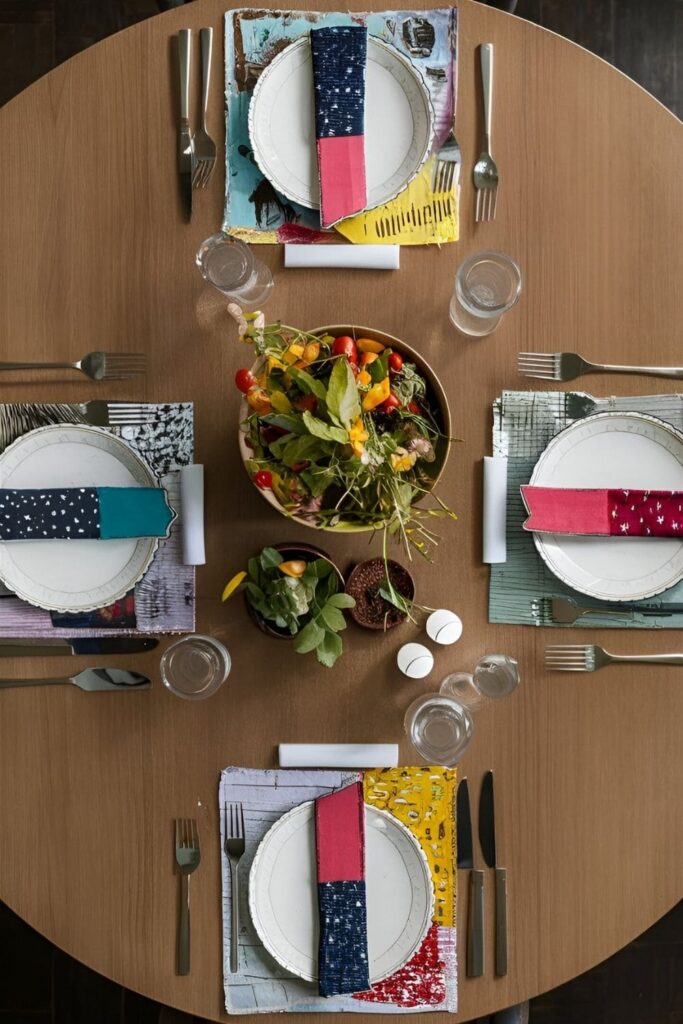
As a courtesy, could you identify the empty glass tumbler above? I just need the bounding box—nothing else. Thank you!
[160,635,231,700]
[449,251,522,336]
[404,693,474,766]
[440,654,519,711]
[196,232,274,310]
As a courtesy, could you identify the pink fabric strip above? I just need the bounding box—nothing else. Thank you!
[521,486,609,534]
[521,487,683,537]
[317,136,367,228]
[315,780,365,883]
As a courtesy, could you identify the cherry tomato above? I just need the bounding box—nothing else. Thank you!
[331,336,358,364]
[408,400,421,415]
[379,393,401,414]
[235,368,257,393]
[388,352,403,373]
[253,470,273,490]
[294,393,318,413]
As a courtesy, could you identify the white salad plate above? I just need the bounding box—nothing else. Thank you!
[0,424,161,613]
[248,35,435,214]
[529,412,683,601]
[249,800,434,984]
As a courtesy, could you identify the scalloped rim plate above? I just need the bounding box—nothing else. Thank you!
[0,424,161,612]
[248,35,435,214]
[249,800,434,984]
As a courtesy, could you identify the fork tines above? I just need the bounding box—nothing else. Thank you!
[434,158,456,195]
[517,352,561,381]
[105,402,156,424]
[545,645,593,672]
[225,801,245,842]
[174,816,200,851]
[475,186,497,223]
[101,352,147,380]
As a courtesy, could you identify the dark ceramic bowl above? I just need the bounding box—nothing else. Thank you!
[345,557,415,630]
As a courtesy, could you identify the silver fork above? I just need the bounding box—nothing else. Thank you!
[0,351,146,381]
[545,644,683,672]
[78,402,157,427]
[224,802,245,973]
[174,818,201,976]
[192,28,217,189]
[538,596,682,625]
[432,62,460,195]
[518,351,683,382]
[473,43,498,222]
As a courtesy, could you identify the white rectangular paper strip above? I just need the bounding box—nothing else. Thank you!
[284,244,400,270]
[278,743,399,768]
[483,456,508,563]
[180,464,205,565]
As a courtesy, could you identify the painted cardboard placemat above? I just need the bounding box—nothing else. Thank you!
[223,8,458,245]
[220,766,457,1014]
[0,403,195,636]
[489,390,683,628]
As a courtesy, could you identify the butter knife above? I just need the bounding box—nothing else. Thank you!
[178,29,193,220]
[0,638,158,656]
[0,668,151,691]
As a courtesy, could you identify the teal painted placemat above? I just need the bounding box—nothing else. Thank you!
[489,390,683,628]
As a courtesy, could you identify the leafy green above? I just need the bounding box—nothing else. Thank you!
[288,366,328,402]
[326,359,361,428]
[369,350,390,384]
[316,631,343,668]
[326,592,356,609]
[302,410,348,444]
[293,619,325,653]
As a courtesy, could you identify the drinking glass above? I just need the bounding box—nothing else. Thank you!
[440,654,519,711]
[404,693,474,766]
[160,635,231,700]
[196,232,274,310]
[449,251,522,336]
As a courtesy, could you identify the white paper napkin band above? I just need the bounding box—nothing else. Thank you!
[284,243,400,270]
[180,464,205,565]
[483,456,508,563]
[278,743,399,768]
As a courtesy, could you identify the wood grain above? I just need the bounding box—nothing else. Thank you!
[0,1,682,1021]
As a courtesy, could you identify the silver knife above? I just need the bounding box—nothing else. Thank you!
[457,778,484,978]
[479,770,507,976]
[178,29,193,220]
[0,637,158,656]
[0,668,151,691]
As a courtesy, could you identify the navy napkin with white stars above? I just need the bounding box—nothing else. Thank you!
[0,487,174,541]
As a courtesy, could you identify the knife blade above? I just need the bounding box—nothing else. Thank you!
[178,29,193,220]
[479,770,508,976]
[0,668,151,691]
[0,637,158,656]
[457,778,484,977]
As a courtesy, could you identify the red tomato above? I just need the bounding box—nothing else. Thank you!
[294,393,318,413]
[388,352,404,373]
[408,400,421,415]
[331,336,358,364]
[253,470,273,489]
[379,393,401,414]
[235,368,257,393]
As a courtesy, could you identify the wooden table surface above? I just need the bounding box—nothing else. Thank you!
[0,0,682,1019]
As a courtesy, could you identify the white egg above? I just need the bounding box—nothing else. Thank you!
[397,642,434,679]
[426,609,463,646]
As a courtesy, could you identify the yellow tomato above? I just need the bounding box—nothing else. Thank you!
[356,338,385,354]
[357,370,372,386]
[278,560,307,578]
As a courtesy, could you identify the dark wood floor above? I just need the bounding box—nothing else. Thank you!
[0,0,681,1021]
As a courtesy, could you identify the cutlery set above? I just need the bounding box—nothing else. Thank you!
[177,27,217,220]
[457,771,507,979]
[534,596,683,625]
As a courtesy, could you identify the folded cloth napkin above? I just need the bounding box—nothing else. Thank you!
[521,486,683,537]
[311,26,367,228]
[315,780,370,997]
[0,486,174,541]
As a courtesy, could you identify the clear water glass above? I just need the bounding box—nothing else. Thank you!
[449,251,522,336]
[404,693,474,766]
[160,635,231,700]
[440,654,519,711]
[196,232,274,310]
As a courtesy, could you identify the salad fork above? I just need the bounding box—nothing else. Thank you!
[192,28,217,189]
[545,644,683,672]
[224,802,245,973]
[518,351,683,382]
[473,43,498,222]
[0,351,146,381]
[174,818,201,975]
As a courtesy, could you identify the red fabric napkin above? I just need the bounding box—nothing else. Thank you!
[521,487,683,536]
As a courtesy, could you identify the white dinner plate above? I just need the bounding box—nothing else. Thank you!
[0,424,161,612]
[529,412,683,601]
[249,800,434,984]
[248,36,435,214]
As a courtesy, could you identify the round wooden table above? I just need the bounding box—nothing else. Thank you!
[0,1,681,1019]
